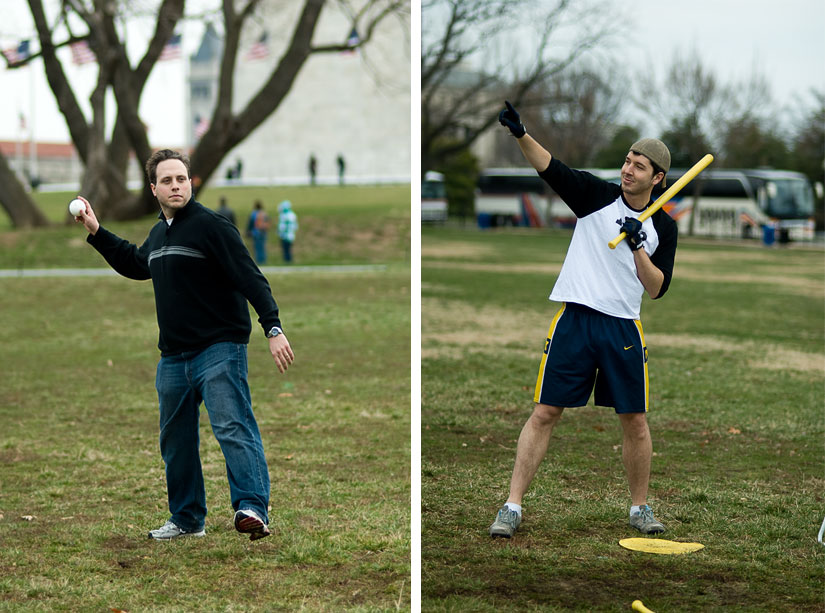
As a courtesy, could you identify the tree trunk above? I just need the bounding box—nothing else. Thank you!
[27,0,183,222]
[0,152,49,228]
[190,0,326,186]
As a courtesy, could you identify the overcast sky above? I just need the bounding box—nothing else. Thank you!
[0,0,823,143]
[617,0,824,126]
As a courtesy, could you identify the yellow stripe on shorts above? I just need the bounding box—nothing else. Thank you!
[633,319,649,412]
[533,304,567,404]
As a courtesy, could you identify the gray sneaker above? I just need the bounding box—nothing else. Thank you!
[489,505,521,538]
[629,505,666,534]
[148,520,205,540]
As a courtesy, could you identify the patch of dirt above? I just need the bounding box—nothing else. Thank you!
[0,232,21,249]
[648,333,824,374]
[0,447,38,464]
[102,534,141,551]
[675,249,783,265]
[423,300,824,375]
[674,269,824,297]
[424,260,563,275]
[749,348,825,374]
[421,241,499,260]
[422,299,548,359]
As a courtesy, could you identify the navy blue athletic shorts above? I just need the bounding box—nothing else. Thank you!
[533,302,649,413]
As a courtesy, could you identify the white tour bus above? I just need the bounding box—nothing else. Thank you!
[421,171,448,223]
[474,168,552,228]
[648,167,815,241]
[475,166,816,241]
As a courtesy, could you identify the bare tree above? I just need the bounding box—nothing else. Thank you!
[718,71,789,168]
[0,153,49,228]
[1,0,408,226]
[636,50,726,235]
[421,0,616,173]
[1,0,185,224]
[495,65,627,168]
[791,89,825,226]
[636,52,786,235]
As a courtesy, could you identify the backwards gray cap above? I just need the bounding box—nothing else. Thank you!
[630,138,671,187]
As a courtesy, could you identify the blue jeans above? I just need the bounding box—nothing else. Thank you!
[281,239,293,263]
[252,230,267,264]
[155,342,270,531]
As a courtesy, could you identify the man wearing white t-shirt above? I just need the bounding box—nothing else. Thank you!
[489,102,677,538]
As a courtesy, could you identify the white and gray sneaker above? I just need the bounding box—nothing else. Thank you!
[629,505,666,534]
[148,520,205,540]
[489,505,521,538]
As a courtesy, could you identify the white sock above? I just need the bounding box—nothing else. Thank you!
[630,505,642,516]
[505,502,522,517]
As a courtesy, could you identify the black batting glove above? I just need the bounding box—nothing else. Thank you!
[498,100,526,138]
[618,217,647,251]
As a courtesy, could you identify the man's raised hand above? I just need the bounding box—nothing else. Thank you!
[498,100,526,138]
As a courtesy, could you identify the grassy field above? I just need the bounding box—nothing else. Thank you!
[421,225,824,612]
[0,184,411,268]
[0,186,411,611]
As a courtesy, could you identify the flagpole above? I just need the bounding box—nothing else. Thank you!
[28,56,37,186]
[15,112,23,183]
[184,38,192,149]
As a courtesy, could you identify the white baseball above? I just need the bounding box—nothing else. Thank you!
[69,199,85,216]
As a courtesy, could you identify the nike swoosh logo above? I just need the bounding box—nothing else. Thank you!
[624,345,634,350]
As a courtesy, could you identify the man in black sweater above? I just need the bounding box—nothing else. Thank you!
[73,149,294,541]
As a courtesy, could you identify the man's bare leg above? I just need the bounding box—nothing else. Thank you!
[617,412,651,506]
[506,403,564,505]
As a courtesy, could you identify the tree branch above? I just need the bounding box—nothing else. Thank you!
[27,0,90,161]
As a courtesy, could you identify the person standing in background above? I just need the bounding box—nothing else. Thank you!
[278,200,298,264]
[337,154,346,185]
[217,196,237,226]
[308,154,318,186]
[251,201,270,264]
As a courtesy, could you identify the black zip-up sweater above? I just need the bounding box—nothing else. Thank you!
[88,198,282,356]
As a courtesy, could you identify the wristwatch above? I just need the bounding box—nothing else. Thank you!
[266,326,282,338]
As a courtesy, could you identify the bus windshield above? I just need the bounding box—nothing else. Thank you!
[422,180,446,199]
[764,178,815,218]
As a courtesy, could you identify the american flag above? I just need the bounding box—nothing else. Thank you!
[193,115,210,141]
[341,27,360,55]
[158,33,182,61]
[2,39,30,66]
[70,40,96,65]
[245,32,269,61]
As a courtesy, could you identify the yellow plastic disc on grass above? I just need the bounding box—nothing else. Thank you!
[619,538,705,555]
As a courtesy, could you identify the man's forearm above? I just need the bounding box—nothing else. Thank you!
[516,134,553,173]
[633,249,664,298]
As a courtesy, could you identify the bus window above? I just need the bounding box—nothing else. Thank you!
[475,169,552,227]
[764,179,815,218]
[477,174,547,195]
[422,171,448,223]
[422,178,446,200]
